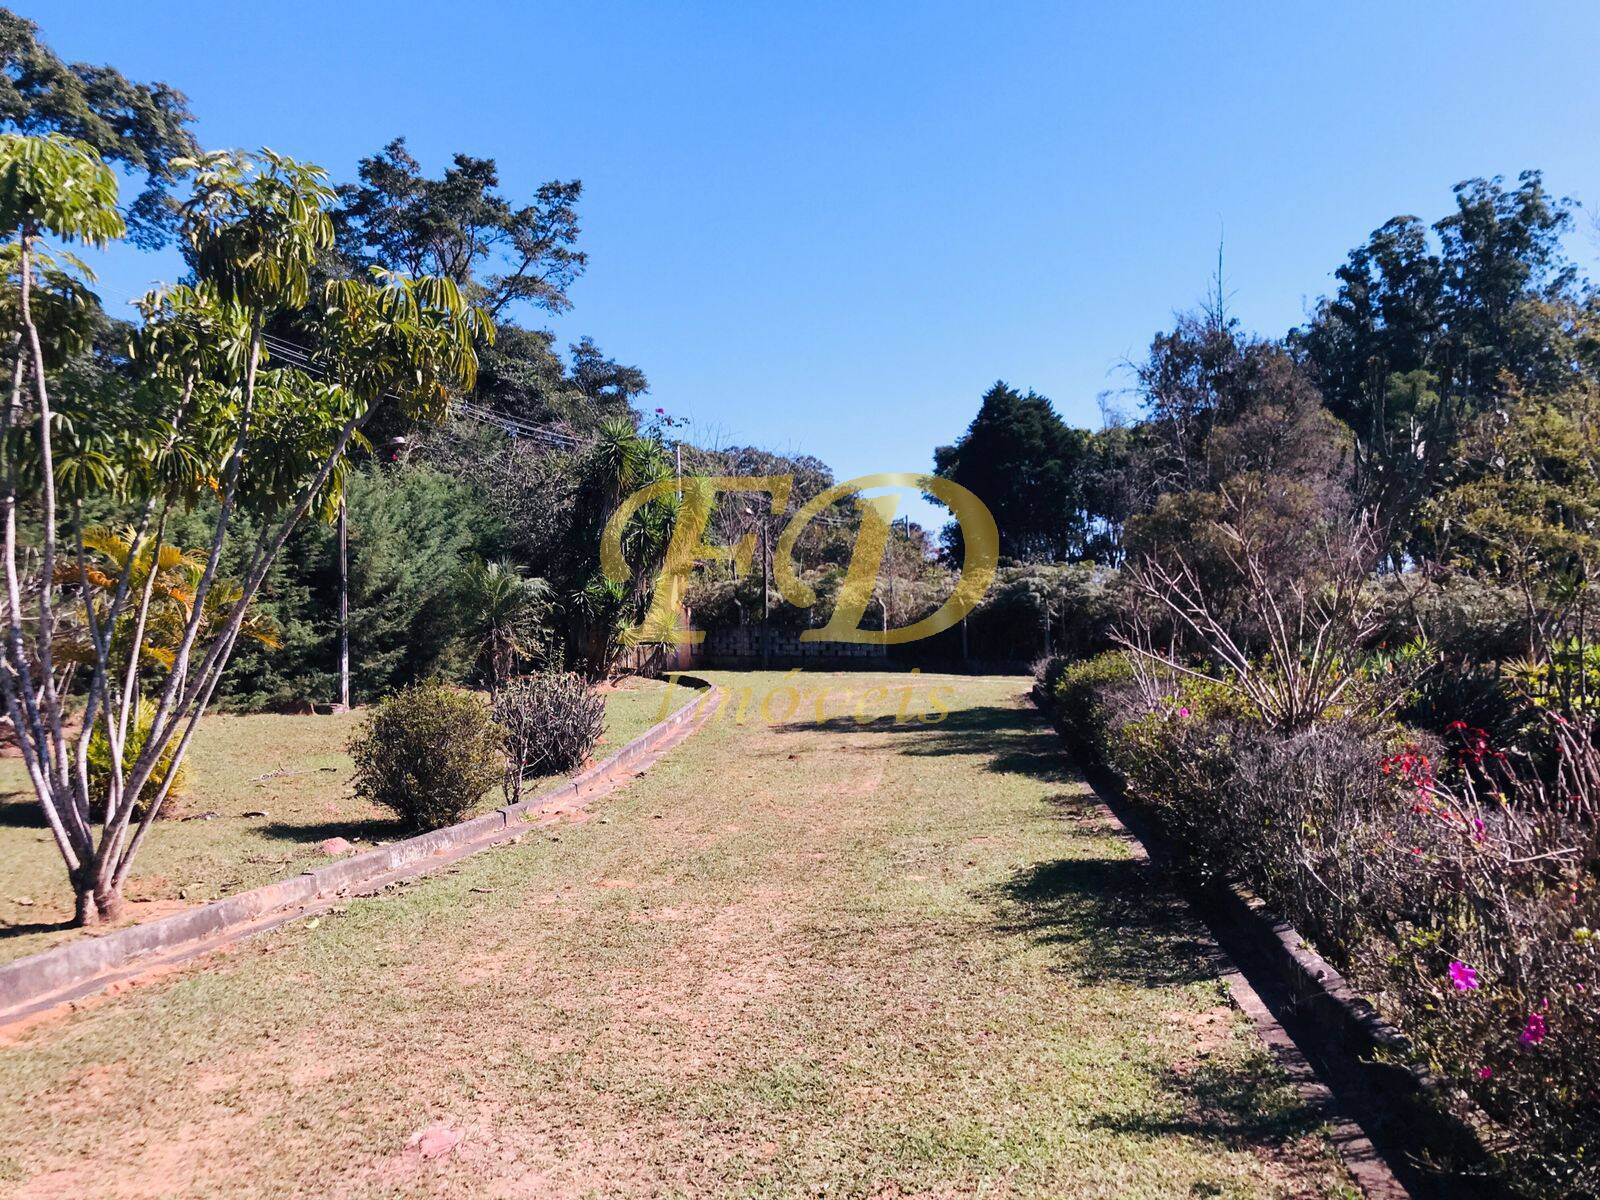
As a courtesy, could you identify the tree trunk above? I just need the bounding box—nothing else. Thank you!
[73,881,99,927]
[337,496,350,711]
[73,868,124,926]
[94,878,123,924]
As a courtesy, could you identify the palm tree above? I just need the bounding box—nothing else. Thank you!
[459,557,553,693]
[565,417,680,677]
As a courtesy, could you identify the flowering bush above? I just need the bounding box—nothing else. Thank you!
[1049,653,1600,1197]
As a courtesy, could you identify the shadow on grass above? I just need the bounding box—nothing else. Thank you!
[0,917,74,941]
[777,703,1071,781]
[1090,1054,1325,1147]
[992,855,1225,987]
[257,816,406,845]
[0,793,45,828]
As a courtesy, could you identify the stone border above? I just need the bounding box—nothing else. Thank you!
[1031,685,1505,1198]
[0,677,719,1026]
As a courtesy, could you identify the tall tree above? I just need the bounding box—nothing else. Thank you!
[0,137,490,924]
[933,382,1097,563]
[1294,171,1586,556]
[333,137,583,319]
[0,8,198,247]
[335,137,645,431]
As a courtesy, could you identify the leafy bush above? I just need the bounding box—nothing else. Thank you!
[1048,651,1134,761]
[1032,654,1068,695]
[492,671,605,805]
[348,683,505,829]
[1046,662,1600,1196]
[86,698,187,821]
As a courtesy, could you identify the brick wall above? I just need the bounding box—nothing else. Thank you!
[691,624,887,667]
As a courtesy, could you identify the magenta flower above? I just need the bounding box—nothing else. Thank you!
[1448,961,1480,991]
[1476,1066,1493,1081]
[1518,1011,1547,1046]
[1177,706,1191,718]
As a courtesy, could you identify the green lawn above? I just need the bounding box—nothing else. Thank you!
[0,677,687,963]
[0,671,1353,1198]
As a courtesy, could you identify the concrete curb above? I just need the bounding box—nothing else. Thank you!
[0,677,719,1026]
[1030,685,1504,1197]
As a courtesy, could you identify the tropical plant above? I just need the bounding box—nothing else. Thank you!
[458,556,552,693]
[53,525,279,675]
[85,697,185,821]
[0,136,491,924]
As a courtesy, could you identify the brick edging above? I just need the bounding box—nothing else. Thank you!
[0,678,720,1025]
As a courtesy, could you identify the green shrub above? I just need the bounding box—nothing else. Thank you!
[348,683,506,830]
[86,698,187,821]
[1048,651,1134,759]
[492,671,605,805]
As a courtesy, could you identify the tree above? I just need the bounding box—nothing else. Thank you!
[333,137,583,320]
[1429,379,1600,656]
[0,137,489,924]
[476,415,678,678]
[197,462,503,710]
[474,326,645,428]
[1136,304,1276,493]
[0,8,198,247]
[1294,172,1585,557]
[933,381,1097,563]
[458,557,552,693]
[333,138,644,434]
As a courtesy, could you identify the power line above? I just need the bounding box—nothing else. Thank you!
[259,332,586,451]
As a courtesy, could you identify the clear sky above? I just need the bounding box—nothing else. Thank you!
[21,1,1600,528]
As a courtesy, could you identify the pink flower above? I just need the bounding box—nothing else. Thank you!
[1177,706,1191,718]
[1476,1066,1493,1081]
[1448,961,1479,991]
[1518,1011,1547,1046]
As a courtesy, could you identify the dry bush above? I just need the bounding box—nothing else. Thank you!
[493,671,605,805]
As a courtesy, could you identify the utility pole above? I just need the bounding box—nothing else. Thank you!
[336,496,350,711]
[761,515,771,669]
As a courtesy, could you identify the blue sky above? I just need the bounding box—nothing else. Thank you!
[24,1,1600,528]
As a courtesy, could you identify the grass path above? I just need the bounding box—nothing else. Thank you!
[0,671,1352,1198]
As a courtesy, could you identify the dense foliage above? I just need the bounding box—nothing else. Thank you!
[348,683,506,830]
[1010,169,1600,1199]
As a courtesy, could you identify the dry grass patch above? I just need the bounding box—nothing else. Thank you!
[0,672,1355,1198]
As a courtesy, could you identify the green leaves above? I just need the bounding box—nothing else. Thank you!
[0,131,123,243]
[313,266,493,419]
[175,148,334,312]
